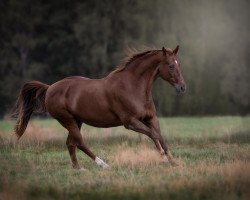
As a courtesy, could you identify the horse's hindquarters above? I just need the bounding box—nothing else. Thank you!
[45,78,122,128]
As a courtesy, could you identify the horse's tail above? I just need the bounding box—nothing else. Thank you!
[13,81,49,139]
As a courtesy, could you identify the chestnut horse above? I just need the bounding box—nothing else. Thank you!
[14,46,186,169]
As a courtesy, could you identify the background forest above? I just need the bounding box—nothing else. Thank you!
[0,0,249,117]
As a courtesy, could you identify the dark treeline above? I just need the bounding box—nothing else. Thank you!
[0,0,249,117]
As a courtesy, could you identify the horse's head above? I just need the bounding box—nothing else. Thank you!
[158,45,186,94]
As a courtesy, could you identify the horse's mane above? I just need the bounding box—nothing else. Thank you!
[111,47,172,74]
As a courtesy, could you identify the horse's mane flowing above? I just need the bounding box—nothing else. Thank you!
[111,47,172,74]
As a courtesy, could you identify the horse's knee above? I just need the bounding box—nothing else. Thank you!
[66,138,76,149]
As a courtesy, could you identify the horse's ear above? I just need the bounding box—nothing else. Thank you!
[162,47,167,56]
[173,45,179,55]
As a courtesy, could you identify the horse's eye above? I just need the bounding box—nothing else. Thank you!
[168,64,174,69]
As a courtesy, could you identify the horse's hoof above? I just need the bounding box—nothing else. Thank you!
[72,165,80,169]
[161,161,171,167]
[72,165,87,171]
[170,160,179,167]
[161,156,179,167]
[101,163,109,169]
[161,157,171,166]
[162,155,168,161]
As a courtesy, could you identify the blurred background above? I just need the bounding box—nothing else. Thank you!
[0,0,249,118]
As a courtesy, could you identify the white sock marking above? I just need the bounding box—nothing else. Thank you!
[95,157,109,169]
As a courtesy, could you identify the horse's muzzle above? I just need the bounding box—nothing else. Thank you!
[175,84,186,94]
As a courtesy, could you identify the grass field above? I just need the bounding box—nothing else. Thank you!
[0,116,250,200]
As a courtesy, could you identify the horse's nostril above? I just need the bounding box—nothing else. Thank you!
[181,86,186,92]
[175,84,186,94]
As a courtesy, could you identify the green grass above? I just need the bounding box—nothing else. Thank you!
[0,116,250,200]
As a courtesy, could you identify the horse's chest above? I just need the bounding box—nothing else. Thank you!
[130,100,154,119]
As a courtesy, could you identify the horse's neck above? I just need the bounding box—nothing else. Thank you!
[127,54,160,76]
[127,54,161,100]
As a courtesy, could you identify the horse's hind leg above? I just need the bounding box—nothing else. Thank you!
[66,121,82,169]
[75,130,109,169]
[59,117,108,169]
[66,134,80,169]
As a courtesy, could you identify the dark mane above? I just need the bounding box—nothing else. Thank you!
[111,47,172,74]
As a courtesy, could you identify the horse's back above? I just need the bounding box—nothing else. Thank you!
[64,76,90,80]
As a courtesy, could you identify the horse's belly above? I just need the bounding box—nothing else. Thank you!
[82,118,122,128]
[76,110,122,128]
[70,99,122,127]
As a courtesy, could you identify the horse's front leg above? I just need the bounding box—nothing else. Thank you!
[148,117,177,166]
[124,117,176,165]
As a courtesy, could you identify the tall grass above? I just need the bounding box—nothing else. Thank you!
[0,116,249,200]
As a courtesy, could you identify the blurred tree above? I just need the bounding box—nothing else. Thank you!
[0,0,79,115]
[0,0,249,117]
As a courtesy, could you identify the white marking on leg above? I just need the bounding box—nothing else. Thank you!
[95,157,109,169]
